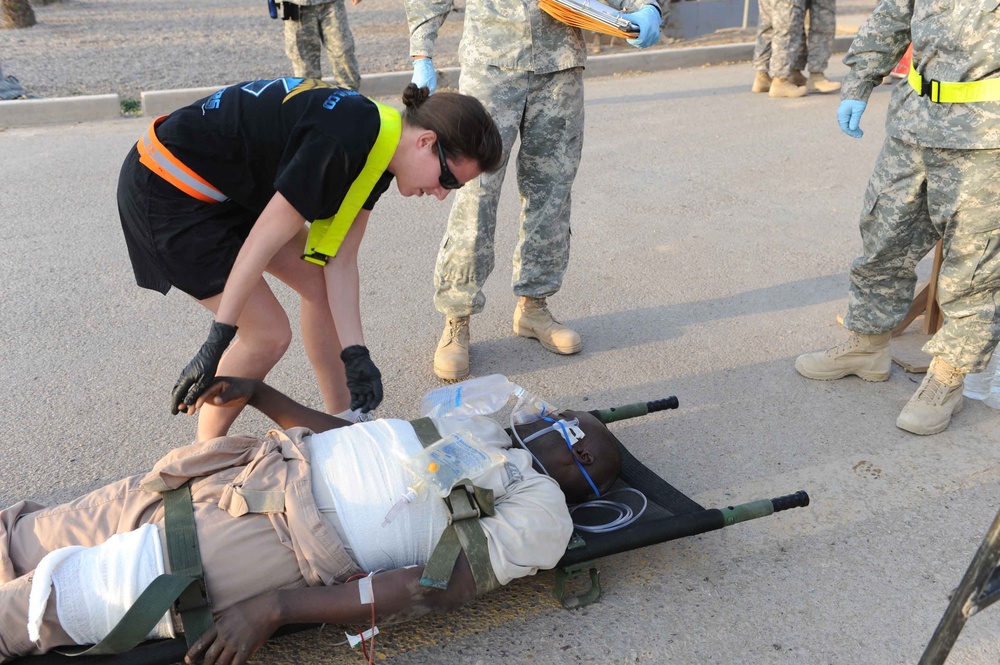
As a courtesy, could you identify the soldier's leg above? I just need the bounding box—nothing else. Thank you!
[509,68,584,355]
[284,5,323,79]
[844,136,939,335]
[752,0,775,73]
[806,0,836,73]
[432,66,526,378]
[433,65,526,318]
[317,1,360,90]
[796,136,934,382]
[922,147,1000,373]
[768,0,806,79]
[512,68,583,300]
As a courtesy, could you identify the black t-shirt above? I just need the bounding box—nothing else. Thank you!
[155,78,395,221]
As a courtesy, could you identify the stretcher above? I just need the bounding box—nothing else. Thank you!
[19,396,810,664]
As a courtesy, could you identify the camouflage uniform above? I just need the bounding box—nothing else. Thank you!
[840,0,1000,373]
[793,0,837,73]
[283,0,360,90]
[753,0,806,79]
[406,0,660,317]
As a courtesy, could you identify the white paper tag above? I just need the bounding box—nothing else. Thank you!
[358,575,374,605]
[346,626,379,648]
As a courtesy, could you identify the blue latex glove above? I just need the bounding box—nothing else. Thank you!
[625,5,661,49]
[837,99,867,139]
[411,58,437,95]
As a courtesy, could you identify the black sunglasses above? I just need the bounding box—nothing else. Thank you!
[436,141,463,190]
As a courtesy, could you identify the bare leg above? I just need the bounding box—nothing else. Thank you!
[265,226,350,413]
[194,280,293,440]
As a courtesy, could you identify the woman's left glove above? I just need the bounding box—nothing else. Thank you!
[626,5,662,49]
[171,321,238,415]
[340,345,383,413]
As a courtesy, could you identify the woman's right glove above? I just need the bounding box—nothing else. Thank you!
[625,5,662,49]
[411,58,437,95]
[171,321,238,415]
[837,100,867,139]
[340,345,383,413]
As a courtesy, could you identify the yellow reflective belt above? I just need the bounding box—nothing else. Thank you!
[908,61,1000,104]
[302,102,402,266]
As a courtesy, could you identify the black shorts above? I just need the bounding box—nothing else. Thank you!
[117,146,257,300]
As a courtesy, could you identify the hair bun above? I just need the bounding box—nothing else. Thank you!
[402,82,431,108]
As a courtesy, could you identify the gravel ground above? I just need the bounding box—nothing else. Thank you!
[0,0,873,101]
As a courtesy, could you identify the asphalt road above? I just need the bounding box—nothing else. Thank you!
[1,61,998,665]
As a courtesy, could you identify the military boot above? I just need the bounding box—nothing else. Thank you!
[807,72,842,94]
[790,70,808,86]
[795,332,892,381]
[751,71,771,93]
[434,316,471,381]
[768,77,807,98]
[513,297,582,355]
[896,357,965,435]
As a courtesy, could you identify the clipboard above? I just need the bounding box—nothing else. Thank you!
[539,0,640,39]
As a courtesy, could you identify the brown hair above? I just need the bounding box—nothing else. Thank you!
[401,83,503,174]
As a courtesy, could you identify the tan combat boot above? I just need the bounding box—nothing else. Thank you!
[896,357,965,435]
[795,332,892,381]
[768,77,807,98]
[807,72,842,94]
[434,316,471,381]
[513,297,582,355]
[791,70,808,86]
[751,71,771,93]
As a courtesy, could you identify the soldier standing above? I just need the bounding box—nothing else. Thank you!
[404,0,664,380]
[795,0,1000,435]
[282,0,361,90]
[751,0,808,97]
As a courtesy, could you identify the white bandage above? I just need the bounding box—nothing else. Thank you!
[358,574,374,605]
[27,524,175,646]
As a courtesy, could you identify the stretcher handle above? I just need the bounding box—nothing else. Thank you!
[771,490,810,512]
[588,397,679,424]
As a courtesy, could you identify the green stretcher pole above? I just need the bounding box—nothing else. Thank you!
[588,397,679,425]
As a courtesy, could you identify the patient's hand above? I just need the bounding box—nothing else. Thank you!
[190,377,259,414]
[185,593,278,665]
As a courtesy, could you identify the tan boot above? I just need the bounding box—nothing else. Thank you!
[795,332,892,381]
[751,71,771,93]
[513,297,582,355]
[768,77,807,98]
[807,72,842,94]
[896,357,965,435]
[434,316,470,381]
[790,70,808,86]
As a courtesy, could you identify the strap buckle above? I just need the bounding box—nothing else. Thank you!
[174,577,210,614]
[918,74,941,102]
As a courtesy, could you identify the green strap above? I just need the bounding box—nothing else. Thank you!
[302,102,402,265]
[162,485,214,646]
[57,484,212,656]
[408,417,501,594]
[409,416,441,448]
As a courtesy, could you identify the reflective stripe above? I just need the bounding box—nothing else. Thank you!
[302,102,402,266]
[908,61,1000,104]
[136,116,229,204]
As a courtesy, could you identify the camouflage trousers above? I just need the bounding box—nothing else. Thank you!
[752,0,805,78]
[434,66,584,317]
[283,1,360,89]
[843,136,1000,373]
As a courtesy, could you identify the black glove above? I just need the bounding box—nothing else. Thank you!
[170,321,238,415]
[340,345,383,413]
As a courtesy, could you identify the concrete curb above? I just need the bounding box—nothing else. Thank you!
[1,35,856,129]
[0,94,120,129]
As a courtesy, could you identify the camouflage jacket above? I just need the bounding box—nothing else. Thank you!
[406,0,660,74]
[843,0,1000,149]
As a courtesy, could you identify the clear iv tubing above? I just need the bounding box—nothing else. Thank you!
[569,487,648,533]
[509,405,647,534]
